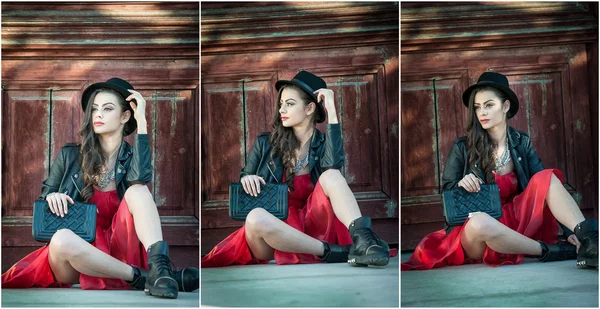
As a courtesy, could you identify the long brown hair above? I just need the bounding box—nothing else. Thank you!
[466,86,509,184]
[78,88,127,201]
[269,84,318,189]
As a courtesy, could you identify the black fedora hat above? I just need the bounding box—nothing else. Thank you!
[275,70,327,123]
[81,77,137,136]
[462,72,520,119]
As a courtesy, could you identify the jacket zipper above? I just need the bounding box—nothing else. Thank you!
[71,175,82,195]
[267,163,279,183]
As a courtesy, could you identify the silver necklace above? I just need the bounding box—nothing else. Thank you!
[494,138,511,171]
[293,139,311,173]
[97,147,119,188]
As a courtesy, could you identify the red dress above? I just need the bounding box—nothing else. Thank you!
[2,189,148,289]
[401,168,563,270]
[202,174,398,267]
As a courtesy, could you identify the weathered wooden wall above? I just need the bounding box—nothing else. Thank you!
[1,2,199,272]
[201,2,399,255]
[401,2,598,251]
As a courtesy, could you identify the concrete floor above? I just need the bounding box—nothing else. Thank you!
[401,252,598,307]
[1,286,199,307]
[201,257,399,307]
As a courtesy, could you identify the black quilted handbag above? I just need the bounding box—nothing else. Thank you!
[442,184,502,227]
[229,183,288,220]
[32,200,97,243]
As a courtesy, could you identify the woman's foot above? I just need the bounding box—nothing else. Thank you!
[538,241,577,262]
[574,219,598,268]
[145,241,179,298]
[317,241,350,263]
[347,217,389,267]
[127,265,199,292]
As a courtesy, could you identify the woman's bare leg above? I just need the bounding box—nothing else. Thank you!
[245,208,324,259]
[48,229,134,284]
[318,169,362,228]
[461,213,542,259]
[545,173,586,232]
[124,184,163,250]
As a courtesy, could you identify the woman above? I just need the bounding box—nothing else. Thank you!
[2,78,199,298]
[202,70,396,267]
[402,72,598,271]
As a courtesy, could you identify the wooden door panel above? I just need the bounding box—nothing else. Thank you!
[244,80,275,157]
[401,80,437,197]
[51,90,82,162]
[202,82,244,202]
[507,72,568,177]
[3,89,51,216]
[436,76,469,182]
[336,74,382,193]
[152,89,196,215]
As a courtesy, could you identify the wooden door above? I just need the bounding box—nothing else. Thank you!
[201,2,399,254]
[1,2,199,271]
[401,3,598,250]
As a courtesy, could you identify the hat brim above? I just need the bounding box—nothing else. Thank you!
[275,80,326,123]
[462,81,520,119]
[81,82,137,135]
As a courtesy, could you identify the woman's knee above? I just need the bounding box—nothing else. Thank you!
[124,184,150,203]
[49,229,83,259]
[465,212,501,241]
[245,208,277,236]
[318,169,345,192]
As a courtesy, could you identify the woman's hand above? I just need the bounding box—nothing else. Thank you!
[458,173,483,192]
[241,175,265,197]
[125,89,147,124]
[313,88,338,124]
[46,192,74,217]
[568,234,581,253]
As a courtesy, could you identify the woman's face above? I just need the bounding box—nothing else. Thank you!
[473,90,510,130]
[278,87,315,127]
[91,92,129,135]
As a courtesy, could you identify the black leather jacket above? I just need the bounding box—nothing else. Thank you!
[38,134,152,202]
[240,124,345,184]
[442,126,544,193]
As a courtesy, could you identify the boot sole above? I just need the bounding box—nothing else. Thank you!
[576,258,598,269]
[348,254,389,267]
[145,287,178,299]
[144,286,178,298]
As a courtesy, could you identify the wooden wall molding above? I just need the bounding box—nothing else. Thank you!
[402,2,598,53]
[201,2,398,54]
[1,2,199,59]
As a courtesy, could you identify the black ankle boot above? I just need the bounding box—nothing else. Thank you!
[317,241,350,263]
[126,265,147,290]
[347,217,390,267]
[174,267,199,292]
[574,219,598,268]
[538,241,577,262]
[145,241,178,298]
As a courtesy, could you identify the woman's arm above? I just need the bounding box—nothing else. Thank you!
[39,147,67,200]
[321,124,344,169]
[125,89,152,185]
[313,88,344,169]
[441,140,466,190]
[126,133,152,185]
[240,135,265,180]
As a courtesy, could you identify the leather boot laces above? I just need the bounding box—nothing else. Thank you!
[152,255,173,275]
[356,228,382,248]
